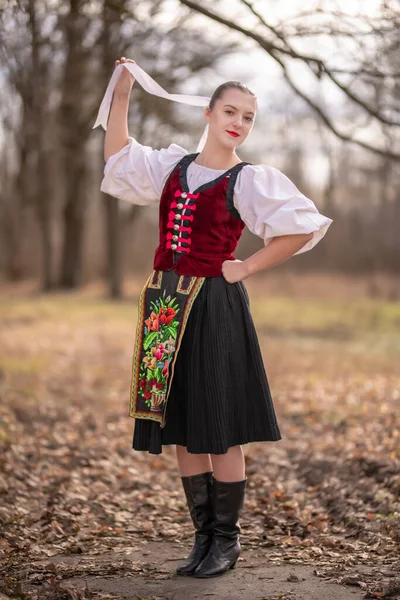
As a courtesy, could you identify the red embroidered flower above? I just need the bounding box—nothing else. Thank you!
[139,377,146,390]
[165,308,176,325]
[143,389,151,400]
[162,359,169,376]
[145,311,160,331]
[147,377,165,393]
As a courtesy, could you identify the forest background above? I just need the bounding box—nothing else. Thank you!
[1,0,399,296]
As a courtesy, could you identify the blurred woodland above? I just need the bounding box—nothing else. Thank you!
[0,0,399,297]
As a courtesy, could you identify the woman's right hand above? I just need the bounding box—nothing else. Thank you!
[114,57,136,96]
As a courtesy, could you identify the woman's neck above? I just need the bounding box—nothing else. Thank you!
[195,139,241,170]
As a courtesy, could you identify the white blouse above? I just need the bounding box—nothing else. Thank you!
[101,137,333,255]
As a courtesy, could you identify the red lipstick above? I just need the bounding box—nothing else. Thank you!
[226,130,240,138]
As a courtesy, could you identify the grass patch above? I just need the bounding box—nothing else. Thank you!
[251,296,400,338]
[0,428,9,442]
[1,291,400,344]
[0,355,50,375]
[0,295,138,324]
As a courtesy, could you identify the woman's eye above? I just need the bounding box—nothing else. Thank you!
[225,110,233,115]
[245,116,253,122]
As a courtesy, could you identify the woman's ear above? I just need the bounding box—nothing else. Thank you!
[204,106,211,123]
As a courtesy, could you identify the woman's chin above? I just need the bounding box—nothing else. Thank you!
[220,136,242,149]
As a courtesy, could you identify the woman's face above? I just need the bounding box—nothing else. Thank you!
[205,88,257,149]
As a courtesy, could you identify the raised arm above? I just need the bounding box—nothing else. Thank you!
[104,57,135,163]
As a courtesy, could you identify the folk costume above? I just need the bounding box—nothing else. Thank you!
[94,62,332,578]
[99,136,332,455]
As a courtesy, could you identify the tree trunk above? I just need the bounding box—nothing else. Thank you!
[0,147,24,281]
[58,0,89,289]
[100,0,132,299]
[28,0,53,290]
[59,155,86,288]
[38,207,53,291]
[60,214,83,288]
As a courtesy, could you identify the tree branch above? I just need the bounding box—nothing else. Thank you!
[179,0,400,159]
[237,0,399,126]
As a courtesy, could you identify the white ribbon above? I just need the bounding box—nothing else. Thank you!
[93,62,210,131]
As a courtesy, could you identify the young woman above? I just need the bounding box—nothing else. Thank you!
[100,57,332,579]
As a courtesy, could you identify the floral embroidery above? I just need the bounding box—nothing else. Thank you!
[129,270,205,427]
[138,292,180,412]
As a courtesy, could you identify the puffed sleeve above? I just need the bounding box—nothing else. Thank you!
[234,164,333,255]
[100,137,188,205]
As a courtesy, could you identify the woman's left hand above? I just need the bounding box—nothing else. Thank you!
[222,259,249,283]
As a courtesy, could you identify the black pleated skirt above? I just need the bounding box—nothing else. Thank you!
[132,275,282,454]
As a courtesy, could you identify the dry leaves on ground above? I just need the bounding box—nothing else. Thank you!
[0,287,399,599]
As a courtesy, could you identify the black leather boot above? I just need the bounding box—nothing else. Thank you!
[194,475,247,578]
[176,471,214,576]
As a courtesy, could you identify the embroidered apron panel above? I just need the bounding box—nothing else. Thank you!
[129,270,205,428]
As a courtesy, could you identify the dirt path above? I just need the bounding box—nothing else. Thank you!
[20,542,391,600]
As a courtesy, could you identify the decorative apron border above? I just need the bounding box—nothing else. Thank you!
[129,270,205,428]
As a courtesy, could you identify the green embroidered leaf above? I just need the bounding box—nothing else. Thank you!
[167,297,178,308]
[165,326,176,339]
[143,331,158,351]
[147,368,158,379]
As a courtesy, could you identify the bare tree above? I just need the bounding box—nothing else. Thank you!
[1,0,55,290]
[100,0,129,299]
[179,0,400,160]
[57,0,93,288]
[28,0,53,290]
[0,85,24,281]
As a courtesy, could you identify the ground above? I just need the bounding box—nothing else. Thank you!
[0,273,399,600]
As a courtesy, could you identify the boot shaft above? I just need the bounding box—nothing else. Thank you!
[212,476,247,539]
[180,471,214,531]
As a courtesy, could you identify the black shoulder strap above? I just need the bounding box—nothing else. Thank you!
[178,153,199,169]
[163,153,198,191]
[226,162,252,220]
[178,153,198,192]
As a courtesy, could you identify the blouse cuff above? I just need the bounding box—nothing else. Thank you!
[235,165,333,255]
[263,205,333,255]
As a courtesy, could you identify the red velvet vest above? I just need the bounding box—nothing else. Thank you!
[153,153,250,277]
